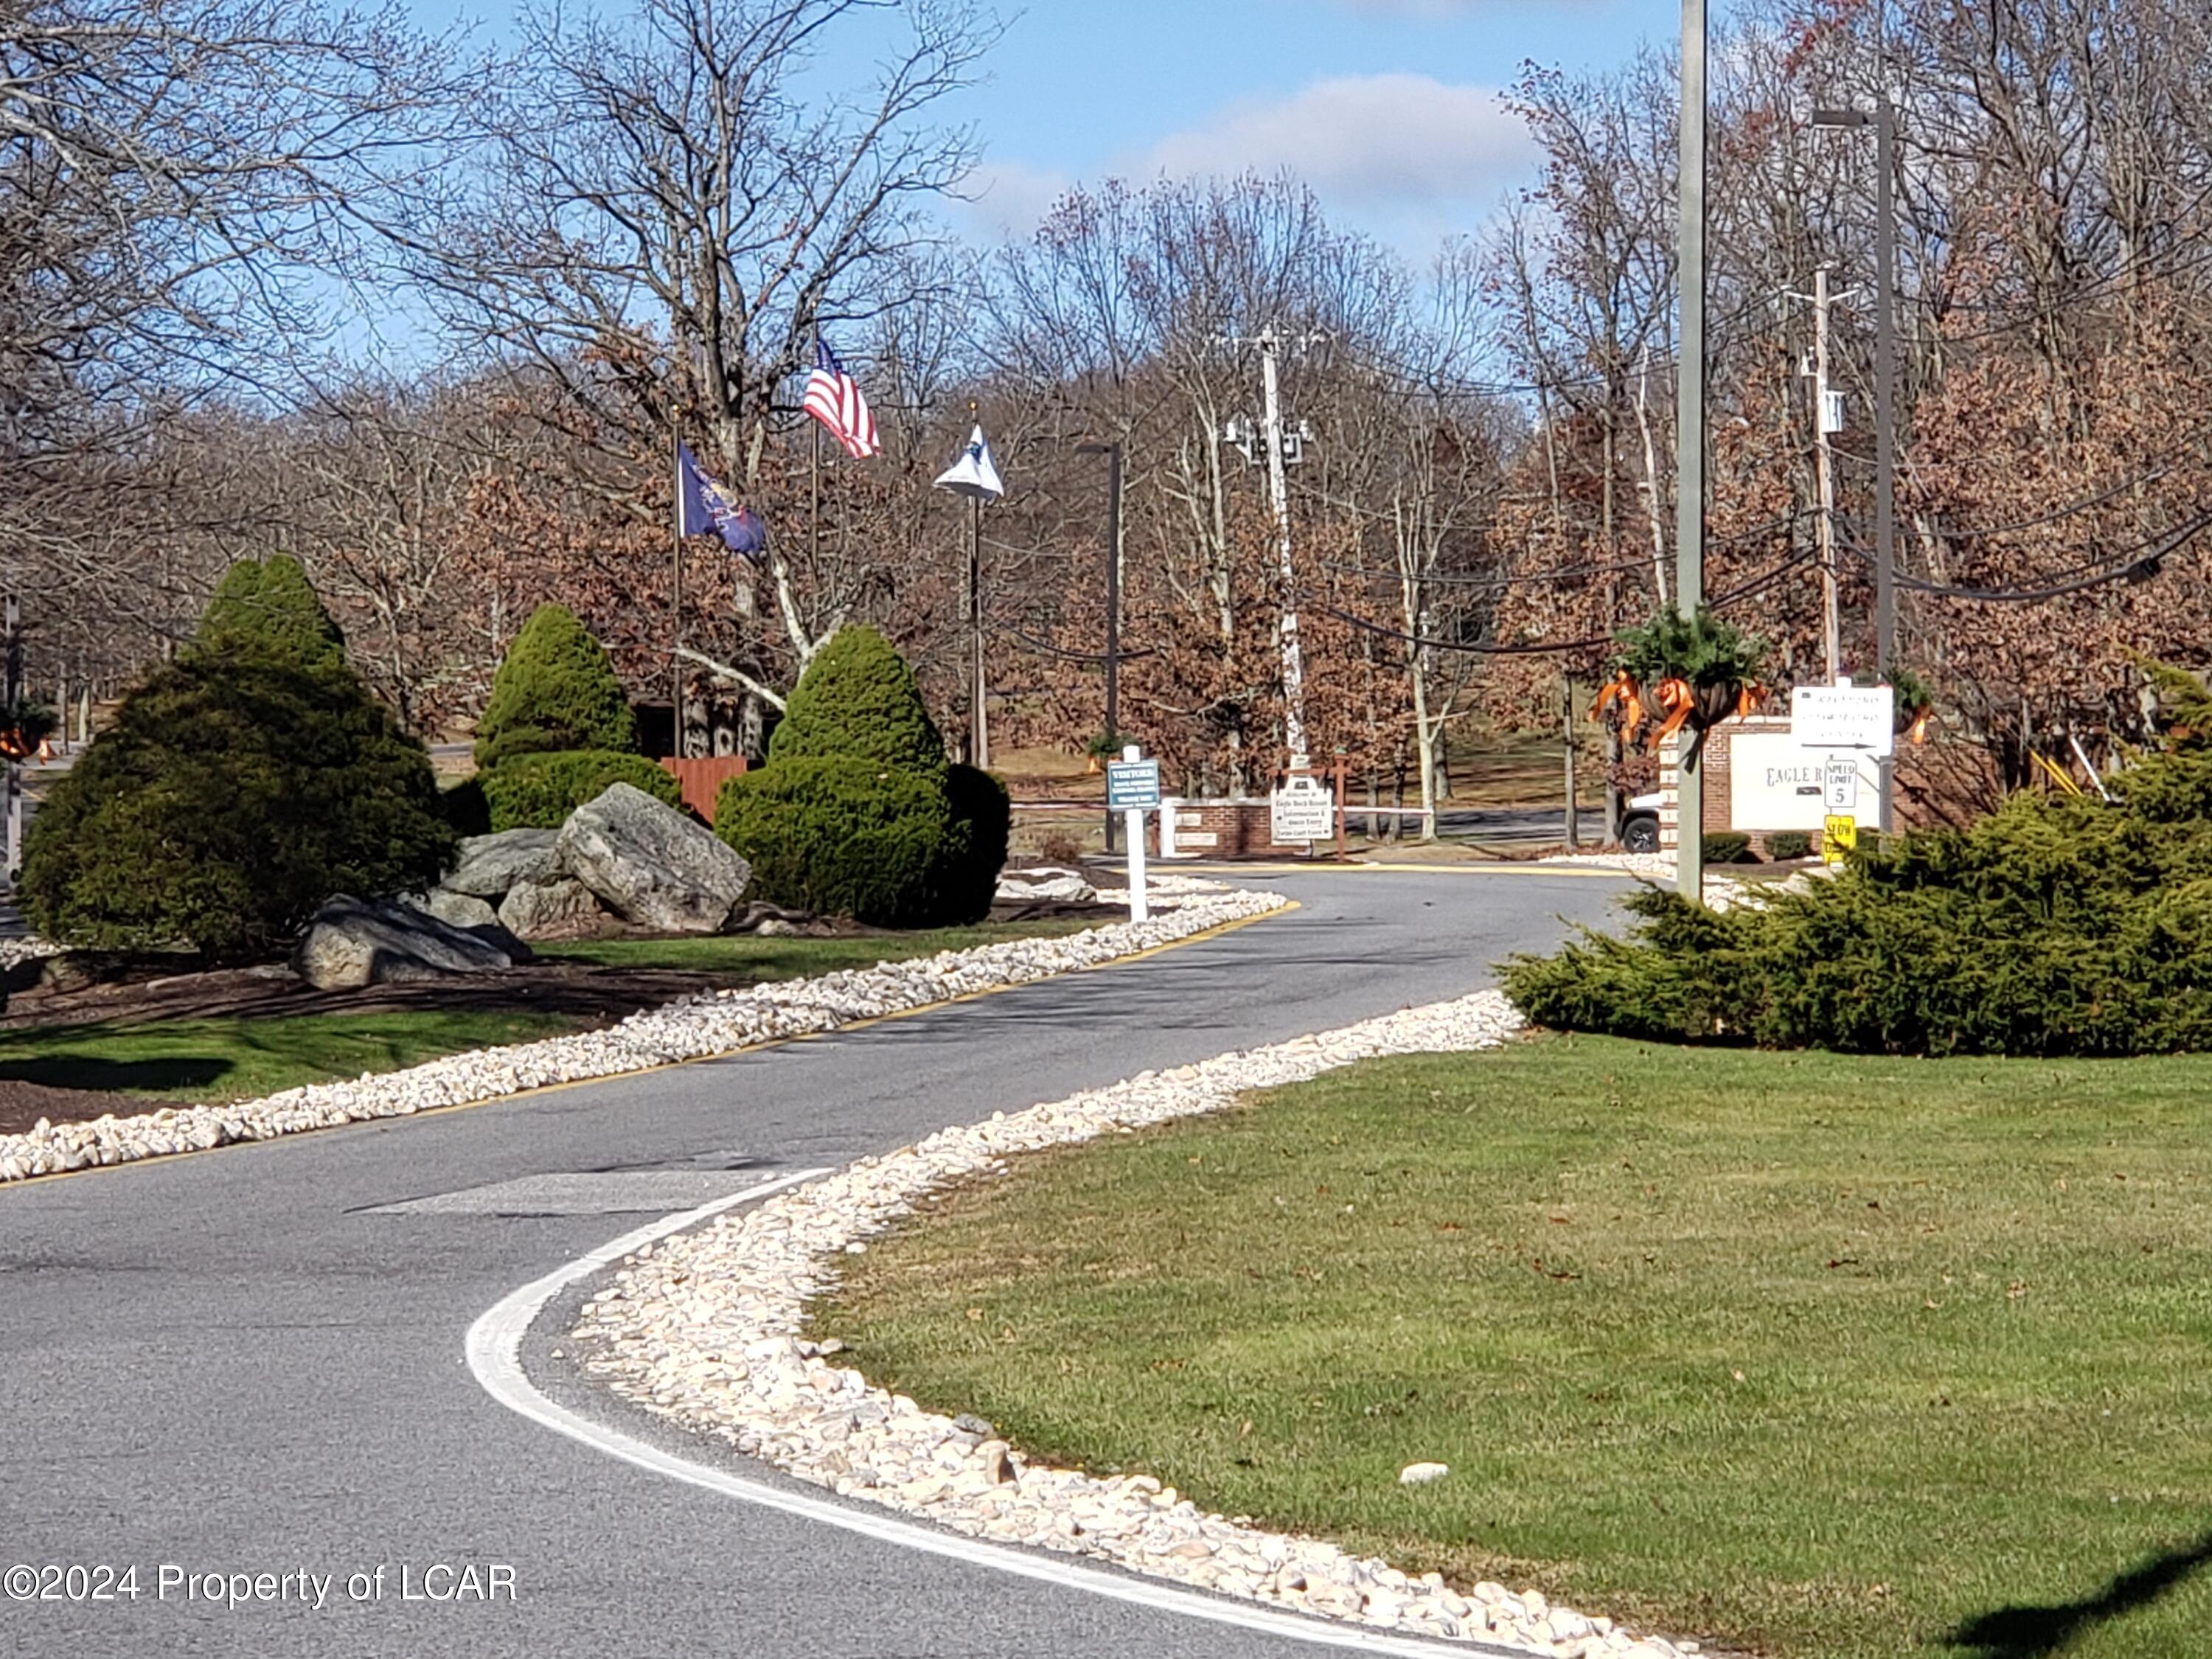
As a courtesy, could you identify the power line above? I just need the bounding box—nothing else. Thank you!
[1834,512,2212,602]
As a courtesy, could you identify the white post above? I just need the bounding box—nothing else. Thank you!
[1122,742,1148,923]
[1257,327,1310,767]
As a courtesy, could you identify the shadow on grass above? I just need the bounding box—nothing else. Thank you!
[1945,1530,2212,1658]
[0,1054,232,1093]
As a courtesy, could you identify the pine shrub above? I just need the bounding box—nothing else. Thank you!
[22,560,453,962]
[716,627,1006,926]
[479,750,682,831]
[716,757,960,928]
[474,605,634,768]
[768,626,947,773]
[1764,830,1813,860]
[1503,750,2212,1057]
[1702,831,1753,863]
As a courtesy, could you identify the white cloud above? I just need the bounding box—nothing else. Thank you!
[1138,73,1531,212]
[951,158,1074,240]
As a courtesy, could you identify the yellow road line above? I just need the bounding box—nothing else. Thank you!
[1163,859,1639,880]
[4,901,1297,1192]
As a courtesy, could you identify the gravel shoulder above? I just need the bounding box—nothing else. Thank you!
[566,990,1701,1659]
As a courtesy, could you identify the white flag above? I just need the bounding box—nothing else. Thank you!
[933,425,1004,502]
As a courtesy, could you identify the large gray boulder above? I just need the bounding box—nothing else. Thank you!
[416,887,500,931]
[292,896,529,990]
[555,782,751,934]
[498,875,607,941]
[443,827,561,900]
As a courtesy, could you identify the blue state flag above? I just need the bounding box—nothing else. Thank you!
[677,442,768,557]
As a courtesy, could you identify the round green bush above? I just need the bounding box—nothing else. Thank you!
[768,625,946,773]
[475,605,634,768]
[479,750,682,831]
[23,562,453,962]
[716,757,958,928]
[940,762,1012,924]
[1764,830,1813,860]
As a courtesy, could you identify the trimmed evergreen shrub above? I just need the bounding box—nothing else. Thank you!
[717,757,959,928]
[1503,748,2212,1057]
[474,605,634,768]
[22,560,453,962]
[940,762,1012,923]
[715,627,1006,927]
[194,554,347,668]
[479,749,682,831]
[1702,831,1753,863]
[768,626,947,773]
[1764,830,1813,860]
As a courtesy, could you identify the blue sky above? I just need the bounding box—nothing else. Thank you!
[423,0,1683,261]
[940,0,1677,253]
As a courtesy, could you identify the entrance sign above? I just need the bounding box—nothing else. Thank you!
[1823,757,1859,811]
[1821,814,1857,865]
[1270,775,1335,844]
[1792,684,1896,756]
[1105,758,1160,810]
[1730,734,1880,831]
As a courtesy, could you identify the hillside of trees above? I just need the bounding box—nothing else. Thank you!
[11,0,2211,830]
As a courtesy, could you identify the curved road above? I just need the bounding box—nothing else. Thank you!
[1,867,1624,1659]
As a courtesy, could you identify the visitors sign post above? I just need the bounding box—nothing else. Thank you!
[1270,774,1334,851]
[1105,746,1160,922]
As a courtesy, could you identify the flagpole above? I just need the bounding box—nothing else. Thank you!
[810,419,821,571]
[670,431,684,757]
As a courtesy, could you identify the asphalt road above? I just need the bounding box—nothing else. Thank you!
[0,866,1627,1659]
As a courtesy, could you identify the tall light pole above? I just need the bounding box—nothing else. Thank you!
[1675,0,1708,903]
[1077,439,1124,852]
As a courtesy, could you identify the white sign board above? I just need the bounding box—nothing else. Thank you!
[1791,684,1895,756]
[1270,776,1335,843]
[1730,733,1882,832]
[1823,756,1859,810]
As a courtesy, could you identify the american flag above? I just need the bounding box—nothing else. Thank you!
[801,336,880,459]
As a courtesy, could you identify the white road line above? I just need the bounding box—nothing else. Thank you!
[467,1173,1534,1659]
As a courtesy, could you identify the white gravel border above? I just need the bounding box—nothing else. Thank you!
[572,991,1707,1659]
[0,877,1284,1185]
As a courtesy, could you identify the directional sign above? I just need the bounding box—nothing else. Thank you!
[1792,684,1896,755]
[1823,756,1859,811]
[1105,758,1161,810]
[1270,775,1335,843]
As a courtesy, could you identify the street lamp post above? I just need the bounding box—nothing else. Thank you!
[1077,440,1124,853]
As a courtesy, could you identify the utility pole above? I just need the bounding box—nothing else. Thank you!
[1796,266,1860,682]
[1815,98,1900,827]
[1078,440,1124,852]
[1257,326,1311,768]
[1675,0,1707,902]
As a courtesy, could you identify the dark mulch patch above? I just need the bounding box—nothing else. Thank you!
[0,1077,191,1137]
[0,959,725,1033]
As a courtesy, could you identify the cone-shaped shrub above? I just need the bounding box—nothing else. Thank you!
[718,627,1005,926]
[193,554,347,669]
[475,605,634,768]
[23,559,453,962]
[767,625,945,773]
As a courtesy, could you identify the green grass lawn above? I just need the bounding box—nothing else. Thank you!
[0,1009,581,1102]
[535,918,1092,977]
[818,1034,2212,1659]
